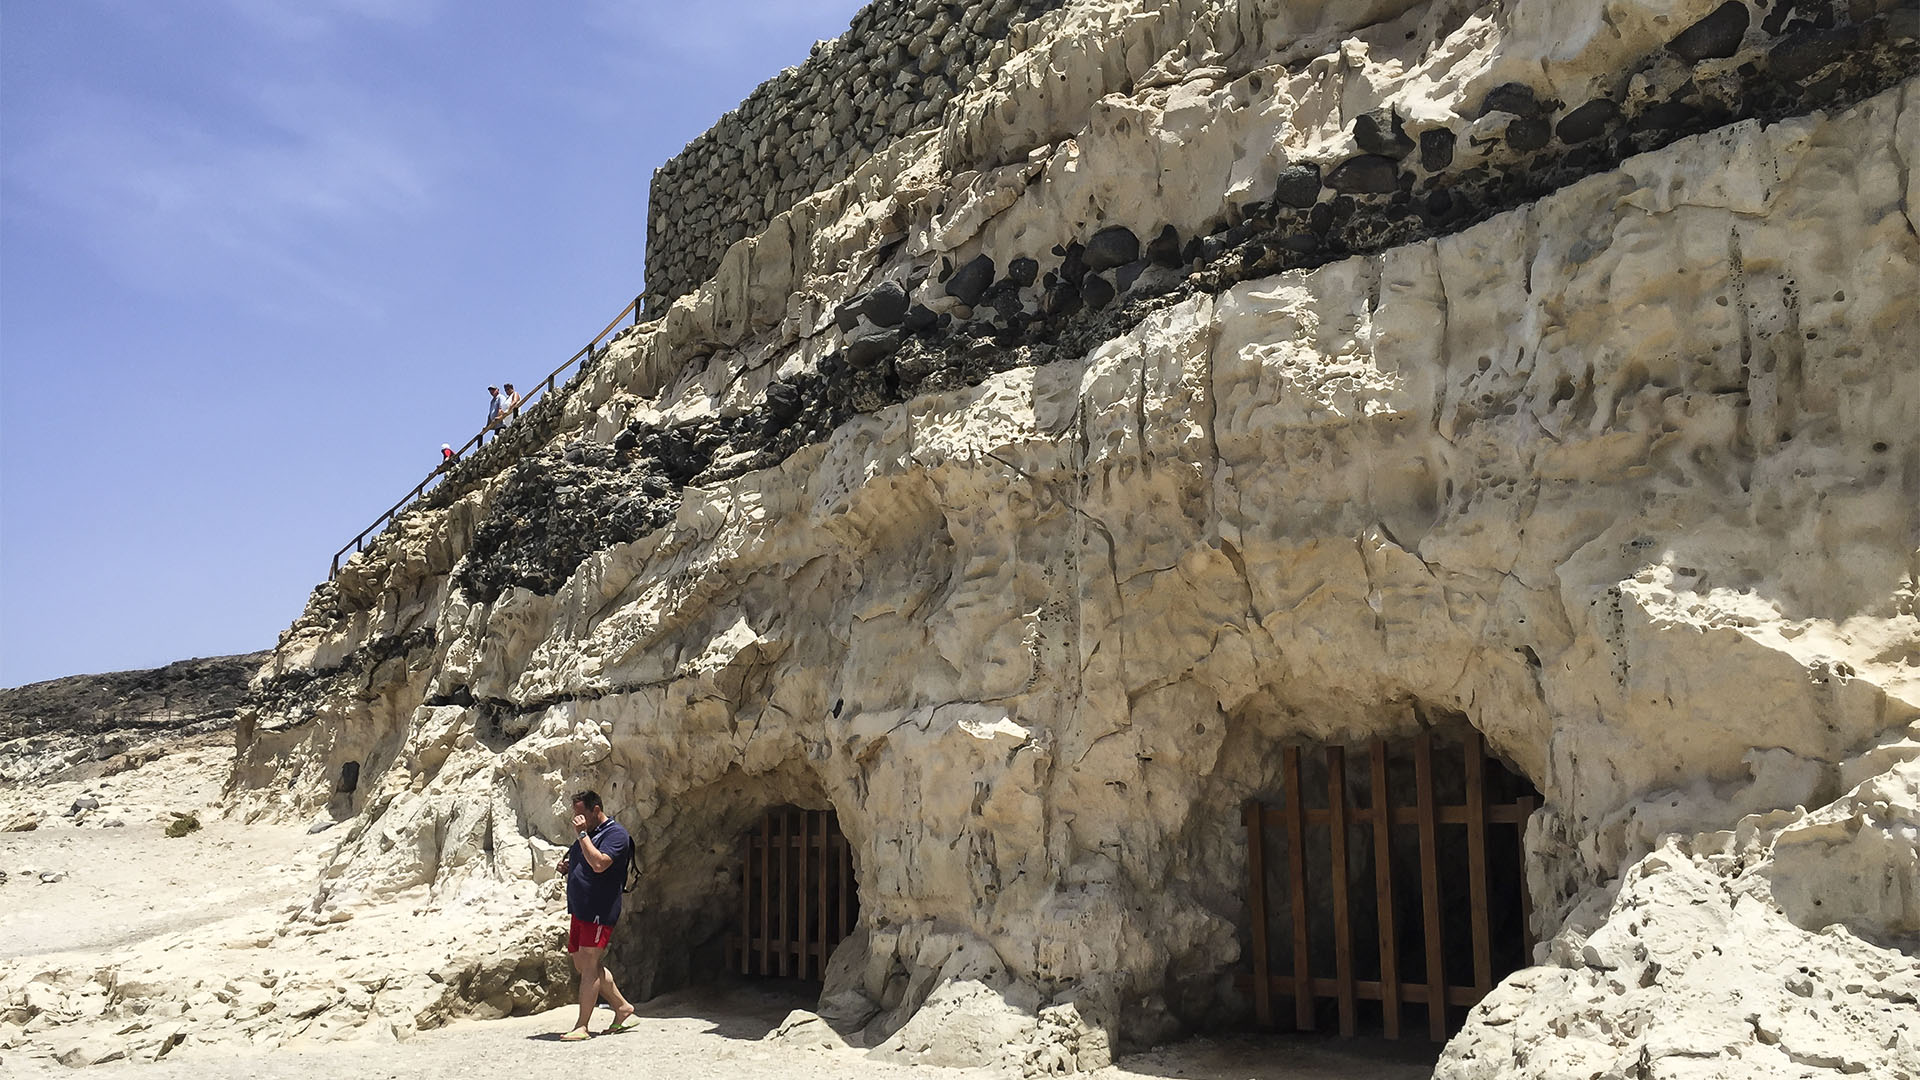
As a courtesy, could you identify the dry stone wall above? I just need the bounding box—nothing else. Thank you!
[643,0,1068,316]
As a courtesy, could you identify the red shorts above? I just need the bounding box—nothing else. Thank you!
[567,916,614,953]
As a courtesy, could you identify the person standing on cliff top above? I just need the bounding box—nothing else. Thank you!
[554,789,637,1040]
[484,386,505,441]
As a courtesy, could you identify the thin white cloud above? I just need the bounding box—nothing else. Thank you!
[3,68,451,318]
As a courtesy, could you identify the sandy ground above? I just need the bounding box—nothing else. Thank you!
[1,741,1438,1078]
[3,985,1440,1080]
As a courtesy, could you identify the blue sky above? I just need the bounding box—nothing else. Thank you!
[0,0,869,687]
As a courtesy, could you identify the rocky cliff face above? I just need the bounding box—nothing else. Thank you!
[0,653,269,785]
[235,0,1918,1075]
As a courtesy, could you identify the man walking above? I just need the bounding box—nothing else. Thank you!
[554,789,637,1040]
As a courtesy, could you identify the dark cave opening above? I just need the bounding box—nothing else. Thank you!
[1240,727,1541,1041]
[724,805,862,984]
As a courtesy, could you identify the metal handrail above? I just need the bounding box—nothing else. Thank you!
[328,294,643,579]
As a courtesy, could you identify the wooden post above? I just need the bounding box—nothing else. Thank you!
[1515,794,1536,959]
[1244,800,1273,1027]
[817,811,830,972]
[1415,734,1447,1041]
[740,829,752,975]
[1327,745,1356,1036]
[776,810,790,977]
[1370,739,1402,1039]
[838,825,851,941]
[1465,733,1493,1000]
[798,811,812,980]
[1282,746,1315,1031]
[759,813,772,976]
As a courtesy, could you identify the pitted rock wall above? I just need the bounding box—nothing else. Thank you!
[206,0,1920,1075]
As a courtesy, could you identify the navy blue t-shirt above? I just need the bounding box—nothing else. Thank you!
[566,818,633,925]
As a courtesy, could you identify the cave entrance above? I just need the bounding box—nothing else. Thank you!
[1240,731,1538,1041]
[723,806,859,983]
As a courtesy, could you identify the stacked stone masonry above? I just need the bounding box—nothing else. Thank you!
[644,0,1066,316]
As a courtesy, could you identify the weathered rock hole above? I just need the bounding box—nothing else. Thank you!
[723,805,863,986]
[1241,715,1541,1039]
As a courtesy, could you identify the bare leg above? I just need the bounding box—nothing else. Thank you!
[600,964,635,1029]
[572,948,603,1034]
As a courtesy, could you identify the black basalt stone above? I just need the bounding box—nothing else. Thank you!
[1083,225,1140,272]
[1007,256,1040,286]
[1080,272,1116,310]
[1769,26,1858,82]
[903,303,939,333]
[1506,116,1553,152]
[1419,128,1456,171]
[1042,280,1081,318]
[1353,108,1416,157]
[1478,82,1546,118]
[1115,260,1147,294]
[1058,241,1086,284]
[765,381,802,419]
[945,254,995,305]
[1146,224,1182,267]
[1556,99,1620,143]
[1669,1,1751,63]
[1325,155,1400,194]
[834,298,863,333]
[1632,99,1702,134]
[863,280,910,326]
[1273,163,1323,208]
[843,324,902,368]
[988,283,1025,322]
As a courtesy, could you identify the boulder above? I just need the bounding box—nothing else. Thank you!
[1272,163,1322,208]
[1081,226,1139,272]
[862,280,910,327]
[1324,155,1399,194]
[944,254,995,305]
[1419,127,1456,171]
[1669,1,1751,63]
[1352,108,1414,157]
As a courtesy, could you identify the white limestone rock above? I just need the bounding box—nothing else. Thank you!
[211,1,1920,1074]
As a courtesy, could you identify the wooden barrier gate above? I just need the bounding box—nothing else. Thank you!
[724,808,858,981]
[1241,732,1536,1041]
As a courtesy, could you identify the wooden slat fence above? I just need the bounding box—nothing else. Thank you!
[725,807,858,981]
[1240,732,1536,1041]
[329,294,644,579]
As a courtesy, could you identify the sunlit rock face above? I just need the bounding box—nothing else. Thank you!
[237,0,1919,1073]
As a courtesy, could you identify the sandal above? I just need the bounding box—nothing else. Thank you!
[560,1027,592,1042]
[606,1012,640,1034]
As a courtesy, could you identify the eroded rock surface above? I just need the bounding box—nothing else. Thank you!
[14,0,1917,1073]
